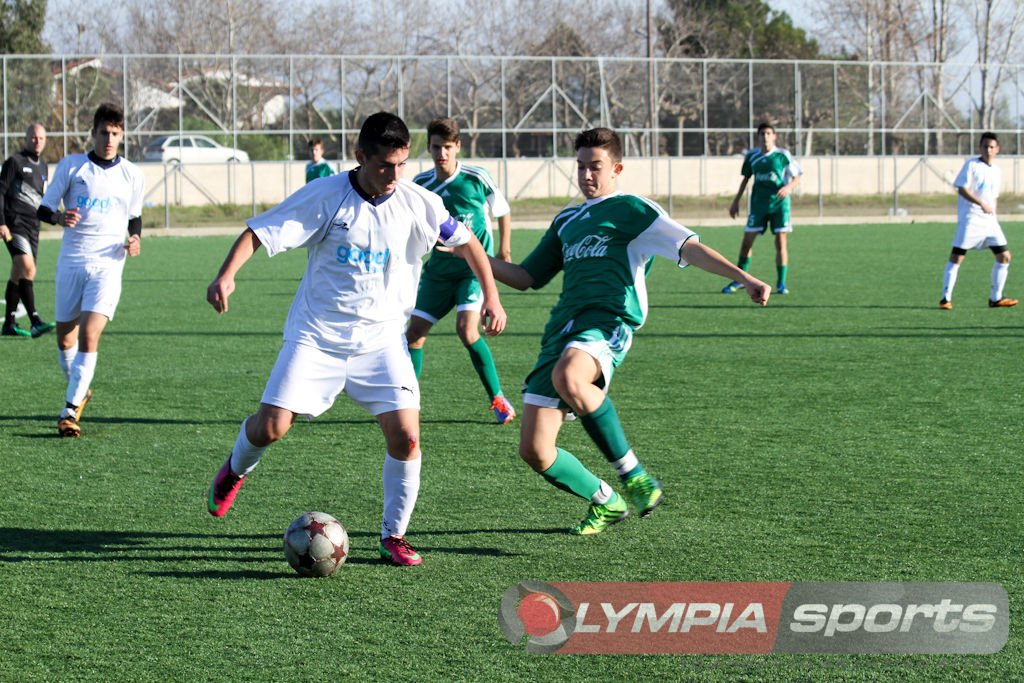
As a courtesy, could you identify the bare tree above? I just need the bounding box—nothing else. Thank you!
[968,0,1024,129]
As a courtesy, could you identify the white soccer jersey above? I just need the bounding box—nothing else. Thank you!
[41,154,145,264]
[954,157,1000,225]
[249,169,473,355]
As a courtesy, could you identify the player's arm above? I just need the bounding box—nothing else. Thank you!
[452,234,507,336]
[207,228,263,314]
[957,186,994,214]
[125,217,142,257]
[36,205,81,227]
[728,176,750,219]
[496,213,512,262]
[0,159,12,241]
[776,173,801,200]
[681,239,770,306]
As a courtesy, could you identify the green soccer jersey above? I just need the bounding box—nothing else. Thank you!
[741,147,802,213]
[305,160,333,183]
[414,162,510,279]
[521,191,698,343]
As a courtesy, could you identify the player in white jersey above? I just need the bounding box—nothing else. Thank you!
[940,132,1016,309]
[205,112,507,566]
[37,103,145,438]
[484,128,770,535]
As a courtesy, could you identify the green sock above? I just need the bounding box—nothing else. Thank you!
[540,448,602,500]
[738,256,751,272]
[466,337,502,401]
[777,264,788,287]
[579,398,646,481]
[408,347,423,378]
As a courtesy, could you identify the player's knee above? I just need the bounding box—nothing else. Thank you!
[457,325,480,346]
[389,430,420,457]
[249,412,292,445]
[517,443,546,472]
[551,364,583,398]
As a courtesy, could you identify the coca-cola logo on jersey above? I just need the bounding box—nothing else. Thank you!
[563,235,611,262]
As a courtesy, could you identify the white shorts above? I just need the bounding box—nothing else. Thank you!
[54,260,126,322]
[261,339,420,419]
[953,216,1007,251]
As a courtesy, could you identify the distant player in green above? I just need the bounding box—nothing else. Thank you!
[724,122,802,295]
[305,138,333,183]
[407,118,516,424]
[486,127,771,535]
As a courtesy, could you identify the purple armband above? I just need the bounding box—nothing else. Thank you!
[439,215,458,242]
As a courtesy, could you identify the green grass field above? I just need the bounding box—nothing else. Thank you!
[1,222,1020,680]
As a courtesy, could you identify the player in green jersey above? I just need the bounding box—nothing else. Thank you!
[406,118,516,424]
[305,138,333,183]
[723,123,802,295]
[485,127,771,535]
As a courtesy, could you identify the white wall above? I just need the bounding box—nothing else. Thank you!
[137,155,1023,209]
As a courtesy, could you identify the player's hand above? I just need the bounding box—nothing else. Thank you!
[207,276,235,314]
[776,185,792,200]
[497,247,512,262]
[728,200,739,219]
[479,296,507,336]
[125,234,141,257]
[0,224,10,242]
[981,201,994,214]
[62,208,81,227]
[744,279,771,306]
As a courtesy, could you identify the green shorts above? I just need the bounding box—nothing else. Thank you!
[522,313,634,410]
[745,204,793,234]
[411,273,482,323]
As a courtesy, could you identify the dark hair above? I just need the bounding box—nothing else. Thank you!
[427,117,460,143]
[574,127,622,163]
[92,103,125,132]
[357,112,410,157]
[980,131,998,145]
[308,138,324,149]
[756,122,775,135]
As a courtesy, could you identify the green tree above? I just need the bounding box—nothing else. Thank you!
[657,0,824,155]
[1,1,50,135]
[0,0,47,54]
[658,0,819,59]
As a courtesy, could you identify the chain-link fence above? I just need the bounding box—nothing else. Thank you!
[3,52,1022,218]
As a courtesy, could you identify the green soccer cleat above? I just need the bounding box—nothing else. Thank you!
[31,321,56,338]
[2,321,31,337]
[624,473,664,518]
[569,493,629,535]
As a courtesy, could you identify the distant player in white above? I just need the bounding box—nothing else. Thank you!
[37,103,145,437]
[205,112,507,567]
[940,132,1016,309]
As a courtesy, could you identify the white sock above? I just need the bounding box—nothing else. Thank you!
[58,347,78,382]
[610,449,639,478]
[942,262,960,301]
[381,453,421,539]
[229,418,266,477]
[66,351,97,407]
[590,480,614,505]
[991,262,1009,301]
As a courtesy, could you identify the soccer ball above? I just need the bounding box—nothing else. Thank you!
[283,511,349,577]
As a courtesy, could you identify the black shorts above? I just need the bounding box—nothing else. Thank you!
[5,227,39,259]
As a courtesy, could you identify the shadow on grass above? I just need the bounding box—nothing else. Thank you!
[0,525,543,577]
